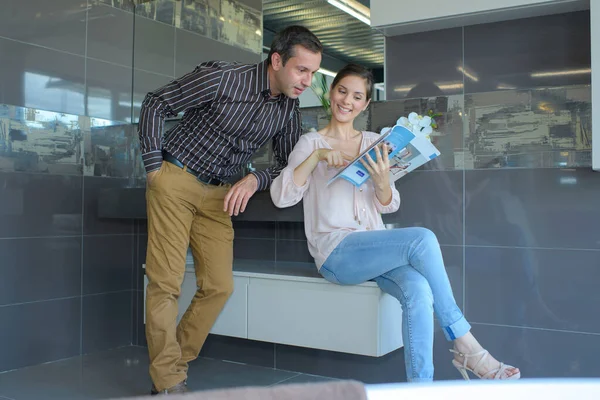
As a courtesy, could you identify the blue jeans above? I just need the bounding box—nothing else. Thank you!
[320,227,471,382]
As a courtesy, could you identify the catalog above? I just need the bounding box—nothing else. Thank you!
[327,123,441,187]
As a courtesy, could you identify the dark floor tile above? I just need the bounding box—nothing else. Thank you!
[80,346,152,398]
[0,346,152,399]
[273,373,337,385]
[185,358,296,392]
[200,335,275,369]
[0,346,297,399]
[274,344,407,384]
[0,357,86,400]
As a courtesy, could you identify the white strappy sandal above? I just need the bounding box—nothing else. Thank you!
[450,349,521,380]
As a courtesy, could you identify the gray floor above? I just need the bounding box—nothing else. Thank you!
[0,347,337,400]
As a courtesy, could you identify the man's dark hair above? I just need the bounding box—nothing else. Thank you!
[267,25,322,66]
[331,63,375,101]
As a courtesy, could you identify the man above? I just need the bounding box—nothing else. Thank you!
[138,26,322,395]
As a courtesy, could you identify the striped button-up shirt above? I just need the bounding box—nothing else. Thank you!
[138,59,301,191]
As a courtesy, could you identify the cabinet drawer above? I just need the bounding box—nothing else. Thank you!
[247,277,381,356]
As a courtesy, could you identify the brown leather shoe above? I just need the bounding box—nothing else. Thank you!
[150,380,188,395]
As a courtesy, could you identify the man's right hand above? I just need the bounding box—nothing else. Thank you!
[146,169,160,185]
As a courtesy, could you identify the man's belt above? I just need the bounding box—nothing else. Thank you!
[162,151,224,186]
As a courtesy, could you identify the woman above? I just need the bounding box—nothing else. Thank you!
[270,64,520,382]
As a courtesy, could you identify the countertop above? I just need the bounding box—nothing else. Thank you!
[97,187,304,222]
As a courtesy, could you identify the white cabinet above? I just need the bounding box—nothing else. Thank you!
[143,265,403,357]
[247,276,402,357]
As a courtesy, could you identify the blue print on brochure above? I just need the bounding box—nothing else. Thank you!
[331,112,442,187]
[336,125,415,187]
[358,125,415,173]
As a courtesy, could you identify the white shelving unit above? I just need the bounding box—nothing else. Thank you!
[143,261,403,357]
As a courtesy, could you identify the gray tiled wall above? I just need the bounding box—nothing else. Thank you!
[0,0,262,373]
[381,10,600,381]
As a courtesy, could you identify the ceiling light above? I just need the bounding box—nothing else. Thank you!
[531,68,591,77]
[457,66,478,82]
[393,82,464,93]
[318,68,337,78]
[327,0,370,25]
[560,176,577,184]
[438,83,464,90]
[497,83,517,90]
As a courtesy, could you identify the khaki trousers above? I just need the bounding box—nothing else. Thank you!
[145,161,234,391]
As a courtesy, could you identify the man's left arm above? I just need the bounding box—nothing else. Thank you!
[252,104,301,191]
[223,104,302,216]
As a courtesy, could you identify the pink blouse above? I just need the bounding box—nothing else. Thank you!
[270,131,401,270]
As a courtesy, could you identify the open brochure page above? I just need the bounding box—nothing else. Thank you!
[327,124,441,187]
[389,135,441,181]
